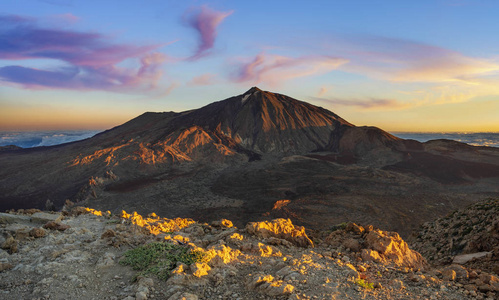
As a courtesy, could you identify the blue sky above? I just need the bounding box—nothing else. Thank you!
[1,0,499,132]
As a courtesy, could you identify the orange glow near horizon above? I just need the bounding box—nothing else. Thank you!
[0,104,135,131]
[1,104,498,133]
[1,87,498,133]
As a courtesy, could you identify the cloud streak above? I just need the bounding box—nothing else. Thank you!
[183,6,233,60]
[338,35,499,83]
[0,15,168,92]
[188,73,217,86]
[313,96,408,110]
[232,53,348,86]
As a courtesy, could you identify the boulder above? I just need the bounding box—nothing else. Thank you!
[1,235,18,253]
[205,244,241,267]
[365,229,426,270]
[442,269,456,281]
[43,221,70,231]
[453,252,491,264]
[246,274,295,296]
[361,249,383,263]
[0,262,13,272]
[29,227,46,238]
[345,222,364,235]
[444,264,468,280]
[190,262,211,277]
[210,219,233,228]
[31,212,63,223]
[245,219,313,248]
[135,291,147,300]
[0,212,31,224]
[342,238,361,252]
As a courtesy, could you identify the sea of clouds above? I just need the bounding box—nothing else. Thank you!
[0,130,497,149]
[392,132,499,148]
[0,130,101,148]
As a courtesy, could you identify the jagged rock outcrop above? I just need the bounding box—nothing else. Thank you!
[325,222,427,271]
[245,218,314,248]
[364,229,427,270]
[2,208,493,299]
[411,198,499,274]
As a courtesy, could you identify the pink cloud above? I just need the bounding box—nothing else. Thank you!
[0,53,167,92]
[0,15,168,92]
[188,73,217,86]
[232,53,348,86]
[52,13,80,23]
[183,6,233,60]
[317,86,329,97]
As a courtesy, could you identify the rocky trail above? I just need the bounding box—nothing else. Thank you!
[0,202,498,300]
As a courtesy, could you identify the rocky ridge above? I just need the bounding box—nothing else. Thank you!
[1,207,497,300]
[411,198,499,275]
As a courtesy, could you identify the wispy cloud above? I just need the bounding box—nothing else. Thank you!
[38,0,73,7]
[313,96,408,110]
[50,13,80,23]
[0,15,168,92]
[183,6,233,60]
[338,35,499,84]
[317,86,329,97]
[232,53,348,86]
[187,73,217,86]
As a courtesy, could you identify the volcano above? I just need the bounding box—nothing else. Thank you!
[1,87,498,236]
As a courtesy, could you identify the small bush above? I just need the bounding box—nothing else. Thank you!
[331,222,348,231]
[120,242,206,280]
[355,279,374,289]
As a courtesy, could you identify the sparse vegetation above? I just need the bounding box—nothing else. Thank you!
[355,279,374,289]
[120,242,206,280]
[106,219,121,224]
[331,222,348,231]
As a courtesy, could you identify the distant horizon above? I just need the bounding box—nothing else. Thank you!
[2,128,499,134]
[2,130,498,149]
[1,1,499,132]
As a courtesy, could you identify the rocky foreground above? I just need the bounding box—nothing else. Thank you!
[411,198,499,275]
[0,204,498,300]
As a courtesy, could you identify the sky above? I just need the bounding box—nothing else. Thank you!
[1,0,499,133]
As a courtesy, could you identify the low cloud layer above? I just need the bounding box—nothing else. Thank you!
[0,15,166,91]
[0,130,100,148]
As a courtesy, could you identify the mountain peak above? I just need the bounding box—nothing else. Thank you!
[245,86,262,94]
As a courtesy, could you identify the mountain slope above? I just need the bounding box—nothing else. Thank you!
[0,87,498,238]
[73,87,359,168]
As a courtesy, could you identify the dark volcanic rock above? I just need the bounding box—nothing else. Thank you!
[0,87,498,238]
[168,87,354,154]
[411,198,499,272]
[0,145,22,152]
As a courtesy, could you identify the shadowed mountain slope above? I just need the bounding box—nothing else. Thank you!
[0,87,498,237]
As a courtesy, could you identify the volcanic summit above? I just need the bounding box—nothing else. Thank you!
[0,88,498,236]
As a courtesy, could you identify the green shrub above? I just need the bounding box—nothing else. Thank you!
[355,279,374,289]
[120,242,206,280]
